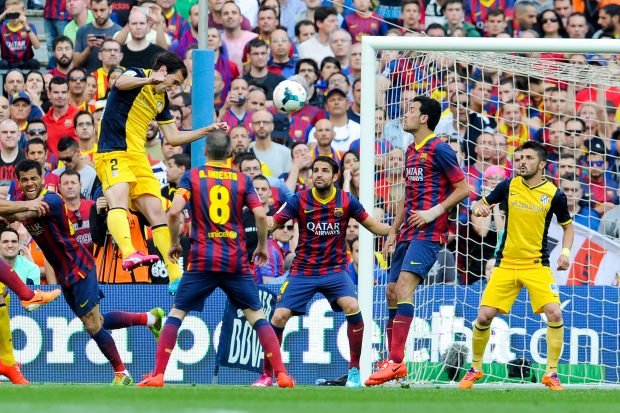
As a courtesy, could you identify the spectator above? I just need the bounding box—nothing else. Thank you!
[48,36,74,79]
[272,218,297,257]
[230,125,251,156]
[0,0,40,69]
[73,0,122,73]
[119,9,167,68]
[484,8,508,37]
[0,227,40,285]
[342,0,388,42]
[513,1,537,34]
[208,0,253,31]
[74,111,97,162]
[0,97,8,123]
[0,119,25,191]
[64,0,94,43]
[347,78,361,124]
[329,29,352,75]
[209,28,240,105]
[25,138,58,187]
[162,152,190,200]
[8,91,31,133]
[268,28,296,79]
[400,0,422,32]
[566,12,589,39]
[443,0,481,37]
[293,19,316,45]
[249,110,292,178]
[25,119,48,144]
[559,173,600,231]
[553,0,573,26]
[53,136,99,199]
[43,0,71,68]
[58,169,95,253]
[243,39,285,102]
[308,89,360,154]
[25,70,48,114]
[308,118,338,159]
[157,0,189,41]
[170,92,192,130]
[220,1,257,69]
[237,153,293,208]
[151,136,183,189]
[297,6,338,66]
[295,58,322,107]
[282,141,313,192]
[382,88,416,149]
[537,9,568,38]
[114,2,170,49]
[108,0,138,27]
[375,147,405,204]
[246,86,267,113]
[67,67,89,110]
[171,3,198,59]
[254,5,279,43]
[42,77,79,155]
[91,40,124,100]
[498,100,532,157]
[583,143,619,217]
[465,132,496,201]
[597,4,620,38]
[3,68,25,96]
[220,78,251,127]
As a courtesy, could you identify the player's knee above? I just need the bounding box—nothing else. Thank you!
[271,311,289,328]
[544,306,563,323]
[476,309,496,326]
[386,283,397,305]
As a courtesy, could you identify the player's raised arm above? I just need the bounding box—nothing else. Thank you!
[159,121,230,147]
[0,198,48,217]
[114,67,164,90]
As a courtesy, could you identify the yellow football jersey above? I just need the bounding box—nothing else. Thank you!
[483,176,572,269]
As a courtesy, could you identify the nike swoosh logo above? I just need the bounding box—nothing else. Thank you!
[510,193,518,196]
[79,300,89,308]
[304,209,316,213]
[352,327,364,333]
[392,366,401,372]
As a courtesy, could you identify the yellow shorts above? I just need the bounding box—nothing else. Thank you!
[480,266,560,314]
[94,152,161,204]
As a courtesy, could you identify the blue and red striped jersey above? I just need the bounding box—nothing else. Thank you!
[177,163,263,274]
[215,56,239,104]
[1,24,36,64]
[399,134,465,244]
[21,192,96,288]
[222,110,252,131]
[164,10,189,41]
[342,12,389,43]
[273,187,368,276]
[44,0,70,20]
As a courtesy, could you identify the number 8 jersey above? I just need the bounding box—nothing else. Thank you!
[176,163,263,274]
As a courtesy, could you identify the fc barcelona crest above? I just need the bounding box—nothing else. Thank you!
[334,207,344,217]
[420,153,428,162]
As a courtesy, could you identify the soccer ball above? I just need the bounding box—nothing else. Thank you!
[273,80,307,113]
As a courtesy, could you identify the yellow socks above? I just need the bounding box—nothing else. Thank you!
[0,294,16,366]
[471,321,491,370]
[152,225,182,282]
[546,321,564,373]
[107,208,136,258]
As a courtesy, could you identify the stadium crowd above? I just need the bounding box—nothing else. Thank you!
[0,0,618,290]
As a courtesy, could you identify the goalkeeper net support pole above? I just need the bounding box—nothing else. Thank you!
[359,37,620,384]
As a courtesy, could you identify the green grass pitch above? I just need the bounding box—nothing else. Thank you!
[1,385,618,413]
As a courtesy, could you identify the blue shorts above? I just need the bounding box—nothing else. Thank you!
[62,269,104,318]
[174,271,262,312]
[388,240,442,283]
[276,271,357,315]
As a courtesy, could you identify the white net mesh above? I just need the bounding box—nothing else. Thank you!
[368,45,620,385]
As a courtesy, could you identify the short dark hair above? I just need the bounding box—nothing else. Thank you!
[290,141,308,159]
[171,92,191,106]
[237,153,260,170]
[0,226,19,240]
[295,58,318,75]
[60,168,81,183]
[402,0,420,11]
[602,4,620,18]
[67,67,87,80]
[27,118,46,129]
[247,38,269,53]
[204,129,231,160]
[169,153,191,170]
[442,0,464,12]
[26,138,46,151]
[313,156,339,175]
[425,23,447,35]
[327,72,350,85]
[53,35,73,50]
[57,136,79,152]
[486,8,504,18]
[314,6,337,26]
[48,76,68,91]
[413,96,442,130]
[320,56,341,72]
[521,140,547,163]
[153,51,188,79]
[74,110,93,127]
[15,159,43,179]
[294,20,314,37]
[252,174,270,187]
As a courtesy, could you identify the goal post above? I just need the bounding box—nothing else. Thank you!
[358,37,620,384]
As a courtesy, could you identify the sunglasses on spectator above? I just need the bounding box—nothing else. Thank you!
[542,18,559,23]
[70,77,86,82]
[283,224,295,231]
[27,128,46,135]
[565,129,583,135]
[589,160,605,167]
[60,155,76,163]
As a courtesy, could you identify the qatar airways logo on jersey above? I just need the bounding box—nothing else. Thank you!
[25,222,44,237]
[406,167,424,182]
[306,221,341,236]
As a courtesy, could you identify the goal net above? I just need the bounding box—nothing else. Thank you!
[358,37,620,385]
